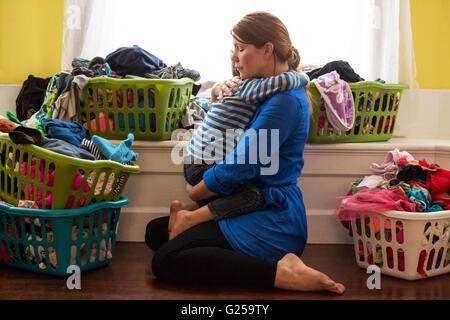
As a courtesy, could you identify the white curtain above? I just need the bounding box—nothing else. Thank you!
[394,0,420,138]
[62,0,415,84]
[61,0,96,72]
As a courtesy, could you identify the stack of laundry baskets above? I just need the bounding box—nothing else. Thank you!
[0,133,140,276]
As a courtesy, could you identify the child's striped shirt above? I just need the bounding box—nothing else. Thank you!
[187,71,308,161]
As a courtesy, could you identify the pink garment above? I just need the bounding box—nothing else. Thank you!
[71,171,91,193]
[21,159,55,208]
[358,149,415,190]
[20,159,93,209]
[65,171,90,208]
[90,113,114,132]
[19,159,91,209]
[64,195,86,209]
[312,71,355,131]
[334,186,419,222]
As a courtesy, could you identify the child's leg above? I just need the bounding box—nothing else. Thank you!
[183,156,219,207]
[207,181,265,221]
[183,156,214,187]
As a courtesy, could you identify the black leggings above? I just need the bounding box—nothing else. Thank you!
[145,216,277,288]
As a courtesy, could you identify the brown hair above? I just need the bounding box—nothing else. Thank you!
[231,11,300,71]
[232,11,312,116]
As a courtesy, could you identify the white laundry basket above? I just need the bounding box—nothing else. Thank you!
[351,210,450,280]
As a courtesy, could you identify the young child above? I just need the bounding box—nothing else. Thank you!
[180,70,309,223]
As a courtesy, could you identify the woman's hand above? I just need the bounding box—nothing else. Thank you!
[186,180,217,201]
[211,76,242,103]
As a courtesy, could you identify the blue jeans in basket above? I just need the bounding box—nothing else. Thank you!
[183,155,265,221]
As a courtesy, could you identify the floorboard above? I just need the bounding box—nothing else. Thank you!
[0,243,448,300]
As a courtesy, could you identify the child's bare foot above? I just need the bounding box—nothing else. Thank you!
[275,253,345,295]
[168,200,183,233]
[169,201,199,233]
[169,210,196,240]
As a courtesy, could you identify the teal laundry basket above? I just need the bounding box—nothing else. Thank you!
[0,196,128,276]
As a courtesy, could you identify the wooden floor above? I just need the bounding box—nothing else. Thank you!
[0,242,449,300]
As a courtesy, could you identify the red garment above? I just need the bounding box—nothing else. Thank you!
[0,241,9,262]
[433,192,450,209]
[0,119,18,133]
[417,250,429,278]
[397,159,450,200]
[90,113,114,132]
[0,224,20,262]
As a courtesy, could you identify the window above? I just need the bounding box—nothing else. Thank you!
[63,0,405,82]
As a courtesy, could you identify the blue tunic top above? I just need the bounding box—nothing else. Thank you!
[203,85,310,261]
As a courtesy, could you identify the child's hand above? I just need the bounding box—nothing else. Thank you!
[211,76,242,102]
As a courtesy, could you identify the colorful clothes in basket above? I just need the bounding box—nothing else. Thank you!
[397,159,450,209]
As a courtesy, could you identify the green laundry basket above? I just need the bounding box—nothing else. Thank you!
[74,77,194,141]
[0,196,128,276]
[307,81,409,143]
[0,134,140,209]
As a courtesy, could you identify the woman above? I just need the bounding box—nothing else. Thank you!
[145,11,345,295]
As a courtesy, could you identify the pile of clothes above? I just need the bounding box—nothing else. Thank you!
[16,45,202,130]
[335,149,450,277]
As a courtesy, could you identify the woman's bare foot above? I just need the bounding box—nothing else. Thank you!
[274,253,345,295]
[168,200,199,232]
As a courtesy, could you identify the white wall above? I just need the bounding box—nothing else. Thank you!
[395,89,450,139]
[0,85,21,116]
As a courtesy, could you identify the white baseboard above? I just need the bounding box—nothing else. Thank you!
[115,207,354,244]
